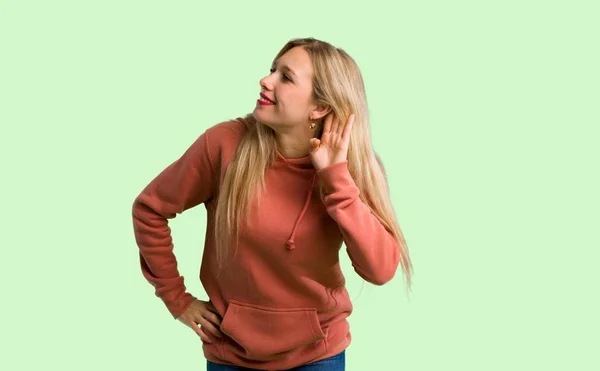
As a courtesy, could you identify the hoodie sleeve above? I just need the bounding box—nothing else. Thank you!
[316,160,400,285]
[131,130,218,319]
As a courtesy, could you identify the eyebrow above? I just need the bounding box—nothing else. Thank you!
[273,62,297,78]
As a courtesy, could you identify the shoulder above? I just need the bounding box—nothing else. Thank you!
[202,114,255,170]
[206,115,251,140]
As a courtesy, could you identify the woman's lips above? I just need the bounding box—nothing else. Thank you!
[257,98,274,106]
[259,93,275,105]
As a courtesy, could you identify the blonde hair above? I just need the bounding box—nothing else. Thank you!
[214,37,413,292]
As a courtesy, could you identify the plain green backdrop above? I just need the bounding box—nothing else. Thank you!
[1,0,598,370]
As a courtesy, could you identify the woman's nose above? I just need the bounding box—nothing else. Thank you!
[259,75,273,91]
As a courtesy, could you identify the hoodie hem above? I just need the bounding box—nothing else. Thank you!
[202,318,351,370]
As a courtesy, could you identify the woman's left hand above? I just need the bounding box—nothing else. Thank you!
[309,113,355,171]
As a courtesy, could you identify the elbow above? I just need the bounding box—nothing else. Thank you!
[365,269,397,286]
[361,253,401,286]
[354,262,398,286]
[131,196,143,222]
[350,247,401,286]
[131,195,154,231]
[131,193,154,219]
[132,194,142,212]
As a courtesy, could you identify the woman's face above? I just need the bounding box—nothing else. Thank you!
[253,46,319,131]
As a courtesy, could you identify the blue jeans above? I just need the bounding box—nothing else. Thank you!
[206,350,345,371]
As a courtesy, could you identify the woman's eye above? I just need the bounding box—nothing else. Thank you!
[269,68,291,82]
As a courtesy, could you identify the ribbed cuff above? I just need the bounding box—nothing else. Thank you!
[316,161,357,195]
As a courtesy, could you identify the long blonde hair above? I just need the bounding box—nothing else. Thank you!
[214,37,413,292]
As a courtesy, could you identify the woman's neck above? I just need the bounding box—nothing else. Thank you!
[274,127,312,159]
[276,137,310,158]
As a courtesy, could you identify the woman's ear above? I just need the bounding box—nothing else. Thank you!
[309,104,332,121]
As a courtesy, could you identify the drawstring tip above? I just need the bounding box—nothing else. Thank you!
[285,240,296,250]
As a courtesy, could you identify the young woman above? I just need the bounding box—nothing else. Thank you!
[132,37,413,371]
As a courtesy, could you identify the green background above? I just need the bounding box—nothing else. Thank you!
[1,0,598,370]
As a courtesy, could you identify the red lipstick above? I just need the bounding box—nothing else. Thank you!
[258,93,275,105]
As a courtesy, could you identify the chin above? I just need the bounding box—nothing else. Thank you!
[252,110,274,128]
[252,110,298,132]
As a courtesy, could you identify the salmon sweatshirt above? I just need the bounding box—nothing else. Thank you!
[132,117,400,370]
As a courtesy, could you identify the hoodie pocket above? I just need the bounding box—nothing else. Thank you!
[220,299,326,361]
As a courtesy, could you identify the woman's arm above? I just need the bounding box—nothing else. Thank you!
[131,130,217,319]
[317,160,400,285]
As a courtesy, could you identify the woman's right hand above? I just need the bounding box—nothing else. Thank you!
[177,299,223,343]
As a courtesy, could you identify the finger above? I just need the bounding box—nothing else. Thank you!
[198,327,212,343]
[330,114,340,137]
[187,320,210,342]
[342,114,355,141]
[203,310,222,327]
[198,316,223,338]
[323,113,333,135]
[203,304,223,326]
[309,138,320,153]
[206,300,217,312]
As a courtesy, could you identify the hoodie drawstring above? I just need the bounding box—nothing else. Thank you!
[285,173,318,250]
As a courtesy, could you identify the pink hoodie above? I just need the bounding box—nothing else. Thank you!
[132,117,400,370]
